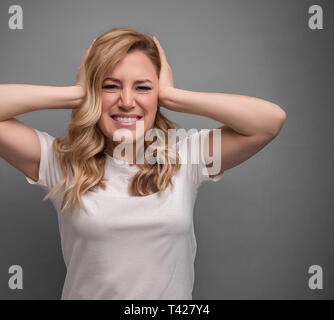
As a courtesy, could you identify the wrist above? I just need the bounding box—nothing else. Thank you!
[159,87,179,110]
[70,85,86,107]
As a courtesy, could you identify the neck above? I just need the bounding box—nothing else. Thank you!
[105,136,145,166]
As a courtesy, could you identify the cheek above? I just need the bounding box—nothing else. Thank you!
[145,108,158,131]
[101,92,156,107]
[101,93,116,110]
[100,92,157,121]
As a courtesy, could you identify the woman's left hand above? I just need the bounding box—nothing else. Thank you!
[152,36,175,108]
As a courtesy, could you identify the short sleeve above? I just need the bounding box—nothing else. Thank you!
[25,129,61,191]
[176,129,224,188]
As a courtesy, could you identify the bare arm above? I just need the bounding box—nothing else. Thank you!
[0,84,85,182]
[0,84,85,121]
[0,39,94,182]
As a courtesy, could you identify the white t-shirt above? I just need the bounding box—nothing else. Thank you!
[25,128,223,300]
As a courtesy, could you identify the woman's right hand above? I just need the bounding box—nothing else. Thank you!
[74,39,96,102]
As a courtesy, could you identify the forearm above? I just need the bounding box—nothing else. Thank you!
[0,84,85,121]
[162,88,286,136]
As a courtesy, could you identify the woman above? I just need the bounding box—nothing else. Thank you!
[0,27,286,300]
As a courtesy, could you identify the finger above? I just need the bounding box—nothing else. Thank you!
[153,36,168,62]
[83,39,95,61]
[153,37,164,55]
[86,39,95,54]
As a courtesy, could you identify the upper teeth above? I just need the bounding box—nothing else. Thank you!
[113,117,139,122]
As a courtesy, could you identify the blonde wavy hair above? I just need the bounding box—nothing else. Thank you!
[42,27,182,215]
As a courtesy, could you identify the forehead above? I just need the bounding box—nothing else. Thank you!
[106,50,157,79]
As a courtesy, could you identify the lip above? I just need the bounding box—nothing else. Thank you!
[110,113,143,118]
[110,114,143,127]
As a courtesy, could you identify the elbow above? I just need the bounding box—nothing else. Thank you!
[274,109,287,136]
[265,106,287,137]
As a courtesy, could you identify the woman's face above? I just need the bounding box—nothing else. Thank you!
[98,50,159,151]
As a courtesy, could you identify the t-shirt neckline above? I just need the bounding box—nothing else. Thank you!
[104,151,139,171]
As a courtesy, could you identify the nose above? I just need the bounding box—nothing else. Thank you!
[119,88,135,109]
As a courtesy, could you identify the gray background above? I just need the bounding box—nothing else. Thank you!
[0,0,333,299]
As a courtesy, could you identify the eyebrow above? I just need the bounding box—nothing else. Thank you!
[104,77,153,84]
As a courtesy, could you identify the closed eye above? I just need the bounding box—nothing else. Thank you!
[102,85,151,91]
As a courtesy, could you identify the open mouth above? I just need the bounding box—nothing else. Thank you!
[110,115,143,126]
